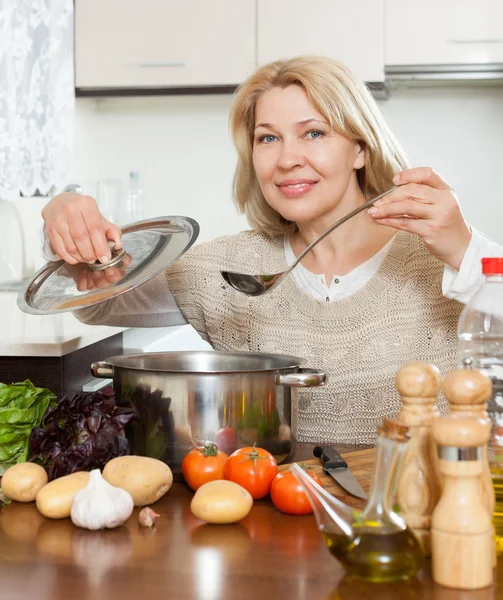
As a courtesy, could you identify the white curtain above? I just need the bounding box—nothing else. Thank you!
[0,0,74,200]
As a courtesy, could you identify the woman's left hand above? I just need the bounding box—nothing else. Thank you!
[368,167,472,270]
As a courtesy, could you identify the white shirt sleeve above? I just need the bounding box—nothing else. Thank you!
[40,225,60,262]
[442,227,503,304]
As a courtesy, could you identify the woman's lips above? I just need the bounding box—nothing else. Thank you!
[277,180,318,198]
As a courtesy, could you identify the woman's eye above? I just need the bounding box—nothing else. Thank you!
[258,134,277,144]
[305,130,324,140]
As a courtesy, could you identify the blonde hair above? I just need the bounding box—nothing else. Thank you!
[229,56,410,237]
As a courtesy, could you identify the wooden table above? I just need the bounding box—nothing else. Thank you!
[0,444,500,600]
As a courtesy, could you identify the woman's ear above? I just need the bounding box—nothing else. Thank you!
[354,141,366,170]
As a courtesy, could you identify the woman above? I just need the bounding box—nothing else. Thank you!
[41,56,502,444]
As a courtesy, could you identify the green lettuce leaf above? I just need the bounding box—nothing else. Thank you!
[0,380,56,474]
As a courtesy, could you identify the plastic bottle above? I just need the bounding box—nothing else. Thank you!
[120,171,143,225]
[458,258,503,409]
[457,257,503,553]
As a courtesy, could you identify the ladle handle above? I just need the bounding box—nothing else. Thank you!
[292,186,396,267]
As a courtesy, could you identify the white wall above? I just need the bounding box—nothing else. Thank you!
[70,94,249,245]
[379,85,503,242]
[72,83,503,245]
[8,83,503,279]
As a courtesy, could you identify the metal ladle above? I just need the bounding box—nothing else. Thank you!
[221,187,395,296]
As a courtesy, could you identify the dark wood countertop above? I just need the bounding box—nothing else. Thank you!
[0,443,500,600]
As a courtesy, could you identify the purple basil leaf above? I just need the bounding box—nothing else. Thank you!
[117,436,129,456]
[87,414,102,434]
[28,388,134,481]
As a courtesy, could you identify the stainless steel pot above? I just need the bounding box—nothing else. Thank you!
[91,351,326,478]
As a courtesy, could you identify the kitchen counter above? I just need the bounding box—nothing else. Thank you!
[0,444,499,600]
[0,291,210,358]
[0,292,125,357]
[0,290,209,397]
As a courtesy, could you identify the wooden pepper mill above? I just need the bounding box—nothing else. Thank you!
[443,359,494,520]
[431,414,493,590]
[396,362,442,556]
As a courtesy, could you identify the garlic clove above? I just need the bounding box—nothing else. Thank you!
[139,506,160,528]
[71,469,134,531]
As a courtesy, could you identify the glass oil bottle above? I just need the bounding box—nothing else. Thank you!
[292,419,424,582]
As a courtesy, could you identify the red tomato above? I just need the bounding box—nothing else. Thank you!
[181,443,228,491]
[214,427,237,456]
[270,469,323,515]
[223,446,278,500]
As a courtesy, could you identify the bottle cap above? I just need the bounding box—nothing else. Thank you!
[482,257,503,275]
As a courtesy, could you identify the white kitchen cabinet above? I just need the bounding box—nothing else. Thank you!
[257,0,384,82]
[385,0,503,66]
[75,0,256,90]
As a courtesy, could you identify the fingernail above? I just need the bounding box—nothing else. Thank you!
[100,256,109,264]
[393,174,400,184]
[374,199,382,206]
[368,207,378,215]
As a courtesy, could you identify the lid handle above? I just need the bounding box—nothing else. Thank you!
[88,248,127,271]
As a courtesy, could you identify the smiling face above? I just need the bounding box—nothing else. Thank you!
[252,85,365,227]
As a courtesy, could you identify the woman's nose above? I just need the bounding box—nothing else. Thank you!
[277,140,306,171]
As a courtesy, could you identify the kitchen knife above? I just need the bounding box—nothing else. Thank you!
[313,446,367,500]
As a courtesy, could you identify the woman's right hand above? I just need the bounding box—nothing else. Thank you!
[41,192,122,265]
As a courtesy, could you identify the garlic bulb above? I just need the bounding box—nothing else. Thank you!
[71,469,134,530]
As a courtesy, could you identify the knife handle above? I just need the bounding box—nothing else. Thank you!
[313,446,349,469]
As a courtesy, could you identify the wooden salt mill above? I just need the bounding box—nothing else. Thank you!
[431,414,493,590]
[396,362,442,556]
[443,359,494,523]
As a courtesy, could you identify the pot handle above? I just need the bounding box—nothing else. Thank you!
[91,361,114,379]
[275,368,327,387]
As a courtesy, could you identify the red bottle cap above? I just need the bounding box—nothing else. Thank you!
[482,257,503,275]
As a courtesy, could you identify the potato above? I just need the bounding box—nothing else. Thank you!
[2,463,48,502]
[36,471,90,519]
[102,456,173,507]
[190,480,253,524]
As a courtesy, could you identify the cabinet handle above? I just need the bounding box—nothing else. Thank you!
[135,61,186,68]
[82,377,113,392]
[448,39,503,44]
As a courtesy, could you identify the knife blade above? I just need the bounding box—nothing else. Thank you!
[313,446,367,500]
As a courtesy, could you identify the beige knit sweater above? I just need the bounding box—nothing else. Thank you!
[166,229,464,445]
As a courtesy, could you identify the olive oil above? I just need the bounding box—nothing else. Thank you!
[291,420,424,584]
[490,468,503,554]
[322,527,424,582]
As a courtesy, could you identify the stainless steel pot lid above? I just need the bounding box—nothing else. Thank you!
[17,216,199,315]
